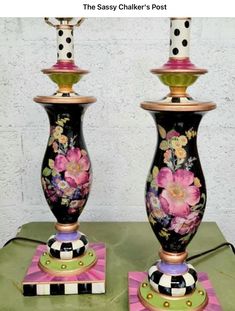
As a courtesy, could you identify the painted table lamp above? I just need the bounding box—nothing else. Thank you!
[22,18,106,296]
[128,18,221,310]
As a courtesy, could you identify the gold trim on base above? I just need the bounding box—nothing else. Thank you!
[34,96,96,104]
[138,281,208,311]
[38,249,97,277]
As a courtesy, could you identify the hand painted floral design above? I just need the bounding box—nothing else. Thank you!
[169,212,200,235]
[146,125,206,248]
[157,167,200,217]
[41,116,91,216]
[54,148,90,188]
[158,126,197,171]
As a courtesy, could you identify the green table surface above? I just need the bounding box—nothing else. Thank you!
[0,222,234,311]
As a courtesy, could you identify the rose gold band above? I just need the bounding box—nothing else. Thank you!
[159,249,188,264]
[55,222,79,233]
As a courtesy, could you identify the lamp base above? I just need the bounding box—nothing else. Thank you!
[128,272,222,311]
[22,243,106,296]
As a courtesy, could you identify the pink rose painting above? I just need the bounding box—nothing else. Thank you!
[54,148,90,188]
[170,212,201,235]
[156,167,200,217]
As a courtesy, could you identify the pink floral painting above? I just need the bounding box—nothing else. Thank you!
[157,167,200,217]
[41,116,91,216]
[146,125,205,247]
[54,148,90,187]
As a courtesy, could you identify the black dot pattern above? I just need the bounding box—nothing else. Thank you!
[57,27,74,60]
[182,39,188,47]
[170,19,190,58]
[174,29,180,36]
[185,21,190,28]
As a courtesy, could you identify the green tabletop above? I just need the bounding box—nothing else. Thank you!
[0,222,234,311]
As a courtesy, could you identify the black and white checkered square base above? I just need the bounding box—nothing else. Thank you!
[23,282,105,296]
[22,243,106,296]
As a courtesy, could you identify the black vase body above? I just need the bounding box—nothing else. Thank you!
[145,111,206,253]
[41,103,92,224]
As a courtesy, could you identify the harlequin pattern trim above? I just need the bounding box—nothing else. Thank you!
[162,96,193,103]
[47,233,89,260]
[148,263,197,297]
[23,282,105,296]
[53,92,79,97]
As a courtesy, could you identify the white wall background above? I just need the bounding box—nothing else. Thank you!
[0,18,235,247]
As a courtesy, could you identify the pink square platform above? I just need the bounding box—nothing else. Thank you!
[128,272,222,311]
[23,242,106,296]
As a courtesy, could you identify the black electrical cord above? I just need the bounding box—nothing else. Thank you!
[187,242,235,262]
[3,237,46,247]
[2,237,235,262]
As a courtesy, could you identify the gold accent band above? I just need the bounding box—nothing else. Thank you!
[55,222,79,233]
[151,68,207,74]
[159,249,188,264]
[169,86,188,97]
[58,85,73,93]
[141,101,216,112]
[168,56,190,60]
[34,95,96,104]
[56,24,73,30]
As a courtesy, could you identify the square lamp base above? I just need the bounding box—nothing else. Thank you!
[128,272,222,311]
[23,243,106,296]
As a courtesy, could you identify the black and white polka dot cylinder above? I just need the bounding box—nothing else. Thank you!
[169,18,191,58]
[57,26,74,61]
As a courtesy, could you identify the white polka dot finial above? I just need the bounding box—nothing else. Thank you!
[169,18,191,59]
[57,26,74,61]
